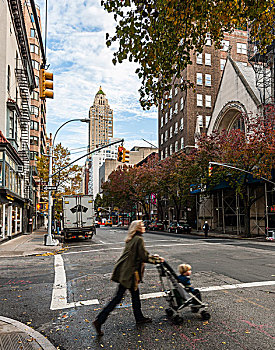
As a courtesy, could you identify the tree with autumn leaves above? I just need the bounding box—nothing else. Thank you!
[101,108,275,236]
[102,0,274,109]
[36,143,83,219]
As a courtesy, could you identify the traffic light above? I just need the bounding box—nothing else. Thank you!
[117,146,124,162]
[122,149,130,163]
[208,165,213,177]
[40,68,54,99]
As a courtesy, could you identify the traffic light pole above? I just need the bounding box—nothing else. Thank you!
[209,162,275,186]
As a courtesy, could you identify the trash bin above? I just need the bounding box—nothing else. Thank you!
[44,234,48,246]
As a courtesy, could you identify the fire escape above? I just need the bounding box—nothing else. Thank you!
[15,66,32,201]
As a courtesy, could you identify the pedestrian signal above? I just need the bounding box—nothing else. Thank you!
[122,149,130,163]
[117,146,124,162]
[40,69,54,99]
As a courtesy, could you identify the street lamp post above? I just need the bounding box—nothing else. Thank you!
[45,118,90,245]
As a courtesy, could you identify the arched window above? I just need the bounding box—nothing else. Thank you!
[231,115,245,131]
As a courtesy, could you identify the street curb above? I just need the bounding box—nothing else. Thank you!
[0,316,56,350]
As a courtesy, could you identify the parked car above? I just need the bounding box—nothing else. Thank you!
[168,221,191,234]
[105,220,113,227]
[143,220,151,230]
[149,221,164,231]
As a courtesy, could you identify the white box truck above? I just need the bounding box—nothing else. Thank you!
[62,195,96,241]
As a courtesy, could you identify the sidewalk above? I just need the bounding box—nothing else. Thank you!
[0,316,56,350]
[0,227,62,258]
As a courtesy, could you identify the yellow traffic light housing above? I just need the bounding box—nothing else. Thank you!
[122,148,130,163]
[40,68,54,99]
[117,146,124,162]
[208,165,213,177]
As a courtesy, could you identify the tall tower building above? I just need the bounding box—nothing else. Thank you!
[89,86,113,151]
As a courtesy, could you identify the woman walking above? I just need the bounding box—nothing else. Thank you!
[93,220,164,336]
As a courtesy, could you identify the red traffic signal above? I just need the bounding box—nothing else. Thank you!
[117,146,124,162]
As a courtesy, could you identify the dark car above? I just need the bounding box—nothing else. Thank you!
[149,221,164,231]
[168,221,191,234]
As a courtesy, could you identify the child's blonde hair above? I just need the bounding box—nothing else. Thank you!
[178,263,192,275]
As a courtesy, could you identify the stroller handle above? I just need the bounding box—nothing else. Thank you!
[159,261,180,282]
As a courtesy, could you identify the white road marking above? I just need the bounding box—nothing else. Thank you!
[51,254,275,310]
[138,280,275,300]
[50,255,99,310]
[63,242,217,255]
[67,239,179,248]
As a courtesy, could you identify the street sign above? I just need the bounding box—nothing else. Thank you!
[43,185,57,191]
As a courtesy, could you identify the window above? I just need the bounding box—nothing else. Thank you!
[175,141,178,152]
[205,95,211,108]
[220,59,226,70]
[30,28,35,37]
[237,42,247,55]
[31,121,39,130]
[30,151,39,160]
[170,126,173,138]
[197,94,203,107]
[170,107,173,119]
[31,90,39,100]
[205,74,211,87]
[160,134,163,144]
[165,148,168,158]
[205,53,211,66]
[170,144,173,155]
[205,33,211,46]
[196,73,203,85]
[180,118,183,130]
[161,116,163,127]
[162,150,165,160]
[205,115,211,128]
[196,53,202,64]
[7,65,11,92]
[30,13,35,22]
[30,44,39,54]
[197,115,203,127]
[174,122,178,134]
[169,90,172,99]
[31,105,39,116]
[165,130,168,141]
[175,87,178,96]
[181,137,184,149]
[180,97,184,110]
[165,112,168,124]
[32,60,39,70]
[30,136,39,146]
[221,40,230,51]
[174,102,178,115]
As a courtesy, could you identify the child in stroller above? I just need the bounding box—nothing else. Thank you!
[157,261,210,324]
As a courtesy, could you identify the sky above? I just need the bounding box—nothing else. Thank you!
[36,0,158,162]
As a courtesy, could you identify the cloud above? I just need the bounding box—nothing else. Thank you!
[36,0,157,164]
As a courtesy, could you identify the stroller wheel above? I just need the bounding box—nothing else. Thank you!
[165,308,174,317]
[173,315,183,325]
[191,306,200,313]
[201,310,211,320]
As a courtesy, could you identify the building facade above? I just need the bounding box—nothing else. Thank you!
[158,30,249,159]
[0,0,35,239]
[89,86,113,151]
[23,1,47,228]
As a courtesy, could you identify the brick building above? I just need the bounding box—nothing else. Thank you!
[23,2,47,228]
[158,30,249,159]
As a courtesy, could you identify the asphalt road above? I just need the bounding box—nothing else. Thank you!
[0,227,275,350]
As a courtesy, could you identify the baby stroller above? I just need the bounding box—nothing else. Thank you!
[156,261,211,324]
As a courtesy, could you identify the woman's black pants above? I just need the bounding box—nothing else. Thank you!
[96,284,144,325]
